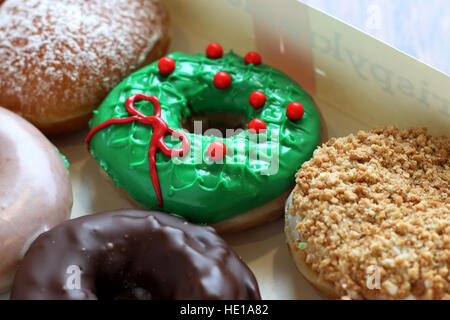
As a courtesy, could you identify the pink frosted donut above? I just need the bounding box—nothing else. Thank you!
[0,106,73,292]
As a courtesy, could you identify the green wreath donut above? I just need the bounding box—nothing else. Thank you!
[87,43,321,227]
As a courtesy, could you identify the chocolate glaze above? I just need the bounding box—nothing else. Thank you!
[10,209,261,300]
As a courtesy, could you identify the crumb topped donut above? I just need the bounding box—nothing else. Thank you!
[11,209,261,300]
[286,127,449,300]
[0,0,169,134]
[0,106,72,293]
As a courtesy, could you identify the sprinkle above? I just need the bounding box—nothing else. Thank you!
[213,71,231,89]
[244,51,262,65]
[208,141,226,160]
[158,57,175,75]
[286,102,305,121]
[248,91,267,109]
[248,118,267,133]
[206,42,223,59]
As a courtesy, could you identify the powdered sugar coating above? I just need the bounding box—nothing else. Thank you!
[0,0,167,126]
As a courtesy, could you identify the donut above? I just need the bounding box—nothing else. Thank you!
[86,43,322,232]
[0,0,169,134]
[285,127,449,300]
[0,106,73,293]
[10,209,261,300]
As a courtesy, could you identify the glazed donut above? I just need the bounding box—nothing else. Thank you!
[86,43,322,232]
[0,0,169,134]
[286,127,449,300]
[0,106,73,293]
[11,209,261,300]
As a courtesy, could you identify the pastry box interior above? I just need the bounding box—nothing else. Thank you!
[1,0,448,300]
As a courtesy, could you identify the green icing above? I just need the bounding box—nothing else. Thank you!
[297,242,307,250]
[55,147,70,171]
[88,51,321,224]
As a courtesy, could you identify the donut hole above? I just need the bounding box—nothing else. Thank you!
[181,111,248,138]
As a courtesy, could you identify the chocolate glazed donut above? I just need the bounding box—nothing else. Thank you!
[10,210,261,300]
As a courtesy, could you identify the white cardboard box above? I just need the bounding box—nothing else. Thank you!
[2,0,449,300]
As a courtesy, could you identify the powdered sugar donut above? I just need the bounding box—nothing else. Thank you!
[0,0,169,134]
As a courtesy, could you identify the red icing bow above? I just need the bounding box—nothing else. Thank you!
[86,94,190,207]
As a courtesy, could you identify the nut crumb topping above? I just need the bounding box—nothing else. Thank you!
[290,127,449,300]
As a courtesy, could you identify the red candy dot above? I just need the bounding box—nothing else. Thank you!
[248,118,267,133]
[245,51,262,65]
[249,91,266,109]
[213,71,231,89]
[286,102,305,121]
[158,57,175,75]
[206,42,223,59]
[208,141,226,160]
